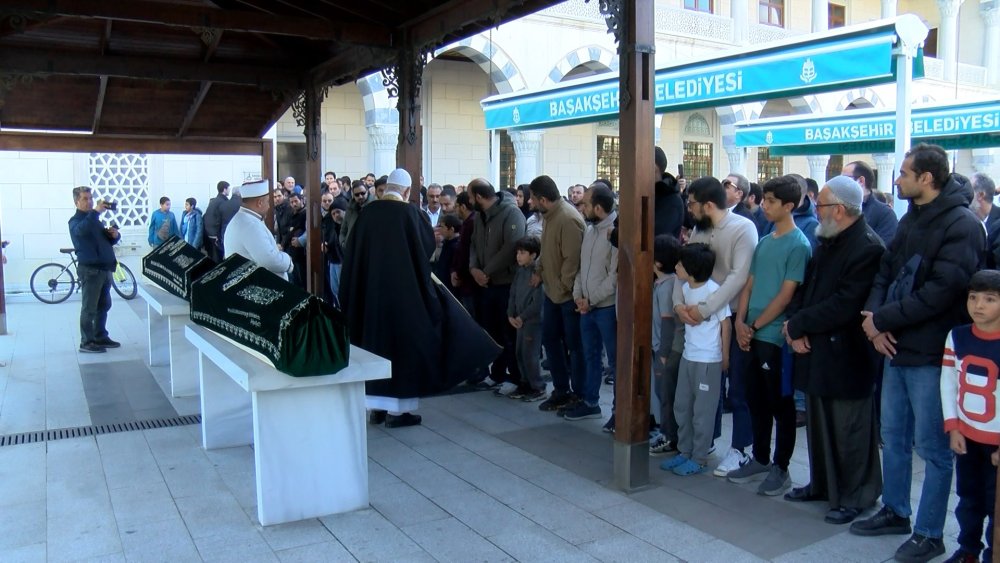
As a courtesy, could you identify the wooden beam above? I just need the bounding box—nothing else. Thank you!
[309,45,396,89]
[0,47,302,89]
[0,0,392,45]
[177,82,213,137]
[405,0,547,49]
[91,75,108,133]
[0,14,67,38]
[0,132,270,155]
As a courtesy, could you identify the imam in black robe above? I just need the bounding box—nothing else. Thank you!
[339,197,500,399]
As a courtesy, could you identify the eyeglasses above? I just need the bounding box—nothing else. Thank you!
[353,192,367,197]
[814,203,844,209]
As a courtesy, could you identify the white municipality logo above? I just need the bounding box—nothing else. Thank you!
[800,58,817,84]
[512,107,521,124]
[765,131,774,145]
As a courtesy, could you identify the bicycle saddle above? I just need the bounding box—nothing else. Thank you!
[59,248,76,254]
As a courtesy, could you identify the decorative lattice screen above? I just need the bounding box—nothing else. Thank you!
[88,153,150,228]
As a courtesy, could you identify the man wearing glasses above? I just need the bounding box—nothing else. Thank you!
[340,181,373,249]
[723,174,754,222]
[843,161,898,246]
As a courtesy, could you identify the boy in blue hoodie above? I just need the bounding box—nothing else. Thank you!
[148,196,179,246]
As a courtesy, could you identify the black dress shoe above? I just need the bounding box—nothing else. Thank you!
[368,409,387,424]
[784,485,824,502]
[849,506,911,536]
[825,507,862,525]
[385,412,422,428]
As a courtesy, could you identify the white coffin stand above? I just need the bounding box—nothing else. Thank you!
[137,282,199,397]
[184,324,390,526]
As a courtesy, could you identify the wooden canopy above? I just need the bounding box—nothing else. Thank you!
[0,0,558,138]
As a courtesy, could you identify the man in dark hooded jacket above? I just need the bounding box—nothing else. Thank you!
[851,144,984,563]
[654,147,684,238]
[469,178,527,392]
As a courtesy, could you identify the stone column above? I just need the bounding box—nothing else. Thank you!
[937,0,965,82]
[873,153,897,210]
[806,155,829,183]
[731,0,749,46]
[812,0,828,32]
[973,148,999,180]
[367,123,399,177]
[881,0,897,18]
[509,130,544,187]
[725,146,748,177]
[981,2,1000,86]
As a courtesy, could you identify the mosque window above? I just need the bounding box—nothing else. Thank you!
[88,153,150,229]
[683,142,713,181]
[826,155,844,182]
[596,135,620,191]
[499,130,517,192]
[828,4,845,29]
[757,146,784,184]
[684,0,713,13]
[759,0,784,27]
[684,113,712,137]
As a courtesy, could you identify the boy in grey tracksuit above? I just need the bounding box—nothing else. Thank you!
[507,236,545,401]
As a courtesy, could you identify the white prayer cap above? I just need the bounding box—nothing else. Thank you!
[240,179,270,199]
[387,168,412,189]
[825,175,864,208]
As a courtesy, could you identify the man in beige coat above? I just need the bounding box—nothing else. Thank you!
[529,175,585,413]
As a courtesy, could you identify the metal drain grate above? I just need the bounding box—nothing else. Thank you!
[0,414,202,447]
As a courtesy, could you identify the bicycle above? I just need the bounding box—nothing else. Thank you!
[30,248,137,304]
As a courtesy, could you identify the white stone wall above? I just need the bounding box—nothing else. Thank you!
[424,59,493,185]
[0,151,261,293]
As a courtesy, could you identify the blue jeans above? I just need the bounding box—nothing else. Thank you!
[328,262,342,308]
[880,360,954,538]
[78,264,112,345]
[579,305,616,407]
[716,336,753,449]
[542,296,584,396]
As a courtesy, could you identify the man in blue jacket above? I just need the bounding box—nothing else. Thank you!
[844,160,898,246]
[68,187,121,353]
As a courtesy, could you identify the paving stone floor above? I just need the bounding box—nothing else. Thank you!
[0,294,965,562]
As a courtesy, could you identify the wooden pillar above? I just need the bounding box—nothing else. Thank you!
[610,0,656,491]
[260,139,274,189]
[392,46,424,203]
[302,84,326,297]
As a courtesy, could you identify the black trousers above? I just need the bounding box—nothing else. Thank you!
[746,340,797,470]
[474,284,520,385]
[955,437,997,560]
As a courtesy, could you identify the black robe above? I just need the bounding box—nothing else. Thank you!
[339,198,500,398]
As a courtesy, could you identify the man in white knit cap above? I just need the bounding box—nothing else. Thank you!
[782,175,885,525]
[224,178,293,280]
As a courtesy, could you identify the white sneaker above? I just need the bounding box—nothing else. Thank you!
[713,448,750,477]
[493,382,519,397]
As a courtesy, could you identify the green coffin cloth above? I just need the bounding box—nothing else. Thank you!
[189,254,350,377]
[141,236,216,300]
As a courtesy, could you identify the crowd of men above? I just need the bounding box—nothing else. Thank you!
[70,140,999,563]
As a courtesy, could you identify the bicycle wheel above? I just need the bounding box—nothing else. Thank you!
[112,263,138,300]
[30,263,76,304]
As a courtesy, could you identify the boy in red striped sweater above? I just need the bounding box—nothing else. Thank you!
[940,269,1000,563]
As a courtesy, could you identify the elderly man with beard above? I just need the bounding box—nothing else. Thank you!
[782,175,885,525]
[340,169,500,428]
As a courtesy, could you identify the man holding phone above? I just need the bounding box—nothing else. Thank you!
[68,186,121,353]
